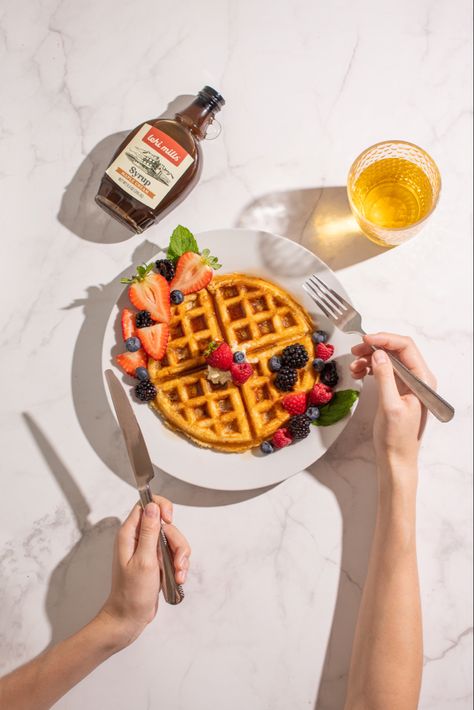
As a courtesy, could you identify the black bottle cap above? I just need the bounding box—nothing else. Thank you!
[197,86,225,111]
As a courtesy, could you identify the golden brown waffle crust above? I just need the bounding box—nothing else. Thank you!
[149,273,319,453]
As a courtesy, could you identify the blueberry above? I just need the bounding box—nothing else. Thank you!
[233,351,245,363]
[170,289,184,305]
[311,330,328,344]
[306,406,320,421]
[312,357,325,372]
[268,355,282,372]
[125,336,141,352]
[135,366,149,381]
[260,441,274,454]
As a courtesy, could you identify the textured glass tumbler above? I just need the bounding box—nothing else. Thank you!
[347,140,441,247]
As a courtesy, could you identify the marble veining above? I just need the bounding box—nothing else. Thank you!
[0,0,472,708]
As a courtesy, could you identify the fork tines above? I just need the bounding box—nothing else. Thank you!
[302,275,349,319]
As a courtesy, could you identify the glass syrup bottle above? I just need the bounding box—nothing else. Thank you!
[95,86,225,234]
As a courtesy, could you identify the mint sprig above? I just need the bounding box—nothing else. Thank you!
[120,262,154,284]
[166,225,199,262]
[313,389,359,427]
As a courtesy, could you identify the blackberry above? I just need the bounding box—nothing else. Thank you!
[288,414,311,440]
[135,380,157,402]
[135,310,154,328]
[155,259,175,282]
[320,361,339,387]
[281,343,309,369]
[274,367,297,391]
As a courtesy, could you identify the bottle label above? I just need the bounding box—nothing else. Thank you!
[106,123,194,209]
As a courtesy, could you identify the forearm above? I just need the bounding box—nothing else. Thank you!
[345,462,422,710]
[0,611,128,710]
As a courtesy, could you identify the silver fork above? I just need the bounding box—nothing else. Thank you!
[302,274,454,423]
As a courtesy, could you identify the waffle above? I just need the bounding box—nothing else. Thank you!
[148,274,319,452]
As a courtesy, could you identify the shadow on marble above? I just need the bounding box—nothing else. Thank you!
[57,95,195,245]
[309,379,379,709]
[22,414,119,646]
[64,243,275,508]
[236,186,388,271]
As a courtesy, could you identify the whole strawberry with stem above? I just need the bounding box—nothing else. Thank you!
[205,341,233,370]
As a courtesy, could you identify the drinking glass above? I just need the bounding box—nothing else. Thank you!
[347,140,441,247]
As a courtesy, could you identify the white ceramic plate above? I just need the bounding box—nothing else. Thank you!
[102,228,361,491]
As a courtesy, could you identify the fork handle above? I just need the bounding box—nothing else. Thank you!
[371,347,454,422]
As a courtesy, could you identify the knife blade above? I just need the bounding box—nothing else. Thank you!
[105,369,184,605]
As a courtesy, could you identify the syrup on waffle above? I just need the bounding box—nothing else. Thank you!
[149,274,318,451]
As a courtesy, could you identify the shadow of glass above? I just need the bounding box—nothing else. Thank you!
[309,379,379,709]
[65,242,275,507]
[22,414,120,647]
[57,95,195,244]
[237,187,388,271]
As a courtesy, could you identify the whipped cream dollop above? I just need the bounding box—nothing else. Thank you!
[206,365,232,385]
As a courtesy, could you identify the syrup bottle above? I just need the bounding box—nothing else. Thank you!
[95,86,225,233]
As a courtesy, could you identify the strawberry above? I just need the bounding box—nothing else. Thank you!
[139,323,169,361]
[121,308,137,341]
[169,249,221,295]
[121,263,170,324]
[230,361,253,385]
[116,349,148,376]
[281,392,307,415]
[315,342,335,361]
[308,382,334,406]
[204,341,233,370]
[272,427,292,449]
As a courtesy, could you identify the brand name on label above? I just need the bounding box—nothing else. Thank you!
[142,127,187,166]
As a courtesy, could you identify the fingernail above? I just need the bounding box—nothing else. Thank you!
[145,502,159,518]
[177,553,187,569]
[165,506,173,522]
[372,349,387,365]
[177,570,187,584]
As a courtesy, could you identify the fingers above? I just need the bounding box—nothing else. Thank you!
[135,502,161,565]
[371,349,401,411]
[163,523,191,585]
[350,357,371,380]
[364,333,430,379]
[117,503,142,563]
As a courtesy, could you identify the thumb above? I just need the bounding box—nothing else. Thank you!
[136,502,161,563]
[372,349,400,410]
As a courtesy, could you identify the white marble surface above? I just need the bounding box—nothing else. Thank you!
[0,0,472,708]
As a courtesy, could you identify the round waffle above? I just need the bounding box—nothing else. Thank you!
[148,274,319,452]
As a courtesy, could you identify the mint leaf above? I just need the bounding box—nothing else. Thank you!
[166,225,199,262]
[313,389,359,427]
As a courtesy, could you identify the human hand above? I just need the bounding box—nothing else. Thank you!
[351,333,437,472]
[99,495,191,649]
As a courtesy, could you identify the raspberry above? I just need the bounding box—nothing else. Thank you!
[308,382,334,405]
[281,392,307,415]
[272,427,292,449]
[205,341,233,370]
[230,361,253,385]
[315,343,334,361]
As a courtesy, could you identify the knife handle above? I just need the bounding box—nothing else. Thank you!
[139,485,184,605]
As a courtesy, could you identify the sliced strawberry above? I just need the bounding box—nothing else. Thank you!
[116,349,147,376]
[170,250,219,295]
[139,323,169,361]
[122,263,170,323]
[121,308,137,341]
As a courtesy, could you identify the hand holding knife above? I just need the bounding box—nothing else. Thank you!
[105,369,184,605]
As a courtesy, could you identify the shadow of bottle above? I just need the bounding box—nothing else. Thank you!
[57,95,196,245]
[236,186,388,271]
[22,414,120,648]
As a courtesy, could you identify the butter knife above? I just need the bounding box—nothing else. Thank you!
[105,369,184,605]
